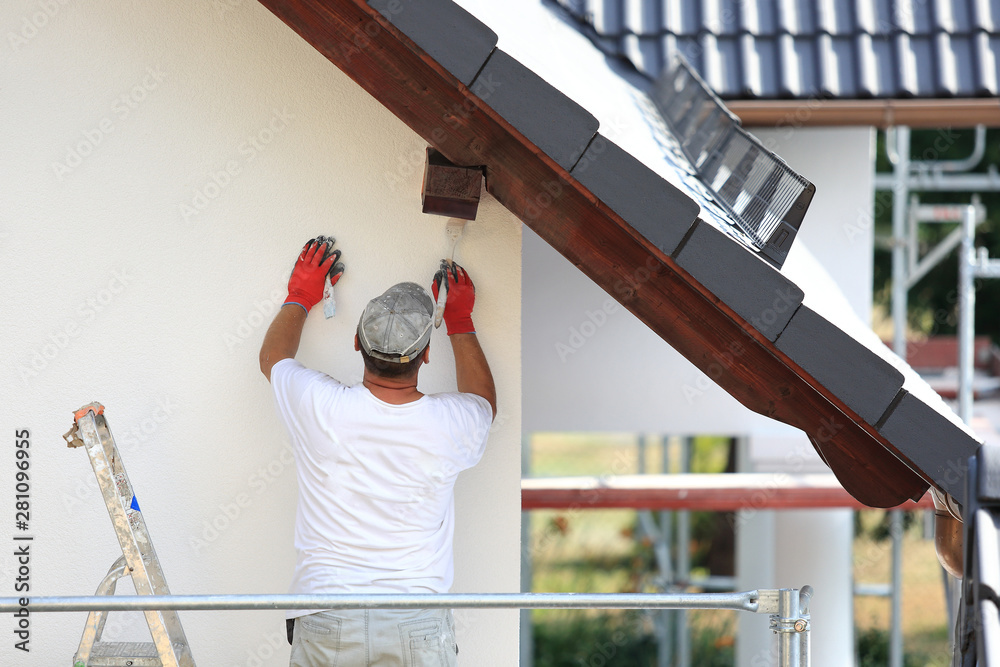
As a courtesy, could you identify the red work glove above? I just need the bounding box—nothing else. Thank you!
[284,237,344,313]
[432,261,476,335]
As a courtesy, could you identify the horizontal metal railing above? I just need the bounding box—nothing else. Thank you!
[4,590,810,665]
[0,591,766,613]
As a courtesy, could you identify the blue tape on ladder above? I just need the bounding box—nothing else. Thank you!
[130,495,140,512]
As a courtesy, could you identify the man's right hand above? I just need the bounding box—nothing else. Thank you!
[432,261,476,335]
[285,237,344,313]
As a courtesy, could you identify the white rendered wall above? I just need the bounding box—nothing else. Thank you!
[522,227,794,435]
[0,2,521,665]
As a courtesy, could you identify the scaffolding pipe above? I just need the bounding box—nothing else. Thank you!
[959,205,977,424]
[519,435,534,667]
[874,169,1000,192]
[910,125,987,173]
[677,437,692,667]
[890,511,904,667]
[888,126,909,667]
[0,592,768,613]
[891,126,911,360]
[777,589,801,667]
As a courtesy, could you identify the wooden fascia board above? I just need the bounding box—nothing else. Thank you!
[727,98,1000,129]
[255,0,930,508]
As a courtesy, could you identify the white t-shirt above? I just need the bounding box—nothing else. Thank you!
[269,358,492,619]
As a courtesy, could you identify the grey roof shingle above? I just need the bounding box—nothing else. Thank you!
[472,49,600,171]
[369,0,497,86]
[554,0,1000,98]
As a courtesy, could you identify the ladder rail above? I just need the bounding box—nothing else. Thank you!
[67,403,195,667]
[75,556,128,665]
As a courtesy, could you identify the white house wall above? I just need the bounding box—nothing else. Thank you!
[0,2,521,665]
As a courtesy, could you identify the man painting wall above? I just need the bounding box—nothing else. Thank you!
[259,237,496,665]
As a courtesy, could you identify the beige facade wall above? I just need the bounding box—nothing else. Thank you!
[0,2,522,664]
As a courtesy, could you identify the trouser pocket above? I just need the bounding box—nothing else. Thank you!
[398,615,458,667]
[290,612,344,667]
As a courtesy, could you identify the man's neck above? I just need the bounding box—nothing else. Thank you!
[361,370,423,404]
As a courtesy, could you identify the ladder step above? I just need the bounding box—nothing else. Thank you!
[86,640,186,666]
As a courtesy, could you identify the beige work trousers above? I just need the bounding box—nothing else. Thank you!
[289,608,459,667]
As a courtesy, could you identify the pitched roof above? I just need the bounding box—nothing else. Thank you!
[553,0,1000,99]
[256,0,983,508]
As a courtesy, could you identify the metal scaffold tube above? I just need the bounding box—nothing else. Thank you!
[3,589,812,665]
[0,591,770,613]
[959,204,977,424]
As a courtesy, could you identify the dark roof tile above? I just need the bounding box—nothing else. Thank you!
[776,306,904,424]
[555,0,1000,98]
[367,0,497,86]
[470,49,599,171]
[571,134,701,256]
[877,390,981,499]
[978,0,1000,32]
[673,218,803,340]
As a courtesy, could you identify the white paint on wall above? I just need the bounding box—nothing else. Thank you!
[0,1,521,664]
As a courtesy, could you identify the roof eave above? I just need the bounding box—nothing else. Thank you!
[727,98,1000,129]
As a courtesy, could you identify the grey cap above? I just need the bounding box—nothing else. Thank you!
[358,282,434,363]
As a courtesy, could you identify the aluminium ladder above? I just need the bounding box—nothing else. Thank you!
[64,402,195,667]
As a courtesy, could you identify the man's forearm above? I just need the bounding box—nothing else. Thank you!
[259,305,308,381]
[450,333,496,419]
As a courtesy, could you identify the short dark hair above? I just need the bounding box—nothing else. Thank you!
[358,342,425,379]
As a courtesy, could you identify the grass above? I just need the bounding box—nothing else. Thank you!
[526,434,952,665]
[854,511,953,666]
